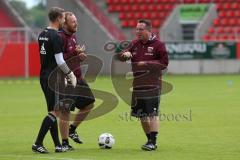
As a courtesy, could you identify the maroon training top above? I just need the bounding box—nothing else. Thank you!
[58,30,82,80]
[123,34,169,90]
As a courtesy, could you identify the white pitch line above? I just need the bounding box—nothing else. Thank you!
[0,154,92,160]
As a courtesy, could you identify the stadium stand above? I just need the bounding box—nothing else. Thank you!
[81,0,126,40]
[105,0,240,41]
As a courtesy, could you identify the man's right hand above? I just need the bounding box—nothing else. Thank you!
[75,44,85,54]
[120,51,132,61]
[66,71,77,88]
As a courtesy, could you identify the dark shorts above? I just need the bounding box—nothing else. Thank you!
[60,79,95,111]
[40,78,57,112]
[131,94,160,118]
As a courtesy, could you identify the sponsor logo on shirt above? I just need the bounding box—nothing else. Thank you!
[39,37,49,41]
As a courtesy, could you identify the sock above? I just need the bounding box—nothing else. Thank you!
[49,113,61,147]
[146,133,150,141]
[150,132,158,145]
[35,113,56,145]
[69,124,77,134]
[62,139,69,146]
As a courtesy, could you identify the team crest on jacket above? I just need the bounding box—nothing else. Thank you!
[147,47,153,53]
[145,47,154,55]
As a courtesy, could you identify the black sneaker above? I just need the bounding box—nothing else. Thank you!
[141,142,157,151]
[32,144,49,154]
[69,131,83,144]
[55,145,67,153]
[63,144,74,151]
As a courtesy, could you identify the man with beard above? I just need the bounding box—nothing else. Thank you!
[58,12,95,150]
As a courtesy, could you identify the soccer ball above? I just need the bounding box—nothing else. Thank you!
[98,133,115,149]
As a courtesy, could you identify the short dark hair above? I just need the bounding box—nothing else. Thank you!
[138,19,152,31]
[48,7,65,22]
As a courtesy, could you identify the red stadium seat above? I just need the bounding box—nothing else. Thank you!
[156,4,164,11]
[225,27,234,33]
[184,0,195,3]
[106,0,180,32]
[218,11,226,18]
[106,0,113,4]
[226,10,234,17]
[131,4,140,11]
[231,3,239,10]
[228,18,236,26]
[150,12,158,19]
[119,13,126,19]
[136,0,144,3]
[127,12,134,19]
[237,19,240,25]
[203,35,210,41]
[227,35,235,40]
[237,28,240,33]
[129,19,136,27]
[116,4,124,11]
[235,11,240,17]
[143,12,151,19]
[134,12,143,19]
[127,0,135,3]
[122,4,131,11]
[220,19,228,26]
[120,0,128,4]
[145,0,155,3]
[217,27,224,33]
[213,19,220,26]
[152,19,161,27]
[208,27,215,34]
[139,4,147,11]
[121,20,129,27]
[148,4,157,11]
[223,3,231,10]
[199,0,210,3]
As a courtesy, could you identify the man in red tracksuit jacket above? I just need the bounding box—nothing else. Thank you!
[58,12,95,150]
[120,19,169,151]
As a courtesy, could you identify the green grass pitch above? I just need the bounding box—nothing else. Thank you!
[0,75,239,160]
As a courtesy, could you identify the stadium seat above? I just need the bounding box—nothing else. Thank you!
[235,11,240,17]
[226,10,234,17]
[129,19,136,27]
[218,11,226,18]
[213,19,220,26]
[121,20,129,27]
[139,4,147,11]
[228,18,236,26]
[122,5,131,11]
[131,4,140,11]
[231,3,239,10]
[208,27,215,34]
[134,12,143,19]
[203,35,210,41]
[152,19,161,27]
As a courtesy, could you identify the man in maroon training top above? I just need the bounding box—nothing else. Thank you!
[120,19,168,151]
[58,12,95,150]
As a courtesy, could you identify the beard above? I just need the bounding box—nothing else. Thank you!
[67,26,77,34]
